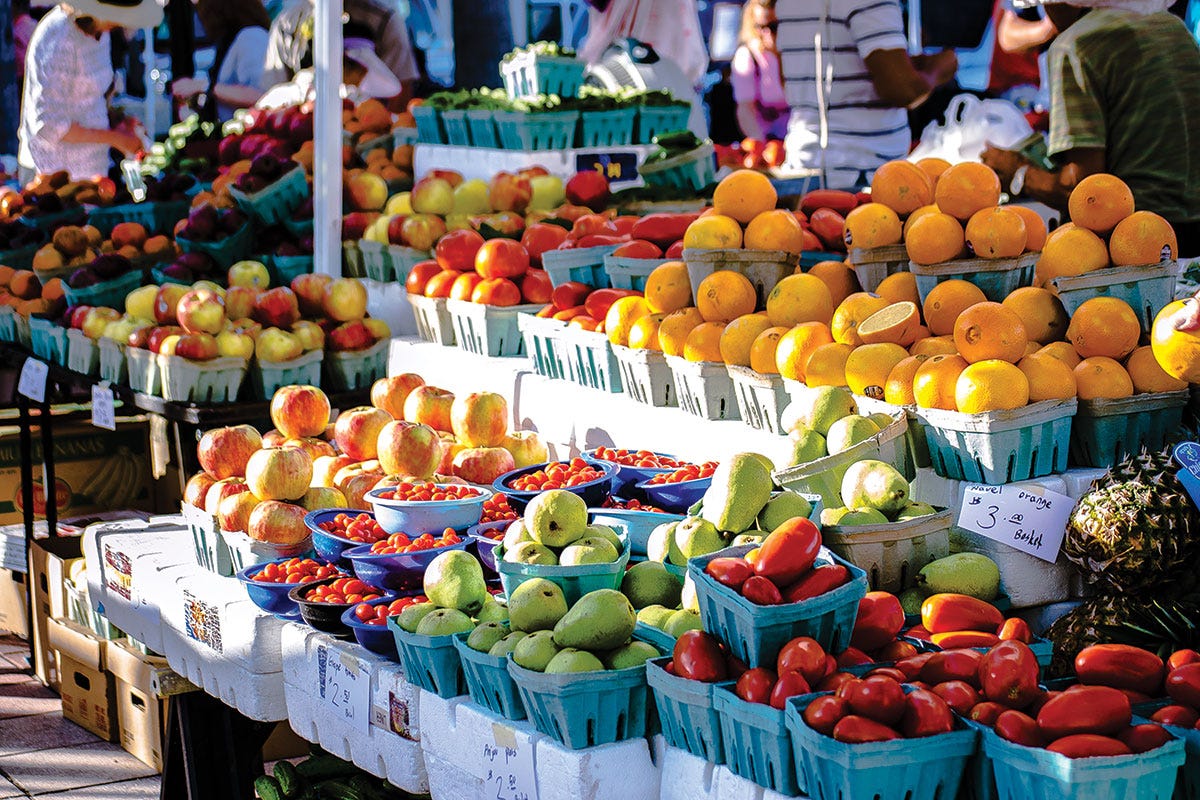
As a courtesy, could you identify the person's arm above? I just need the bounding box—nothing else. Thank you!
[212,84,266,109]
[996,9,1057,53]
[981,144,1103,211]
[212,28,270,110]
[60,124,141,155]
[729,46,764,139]
[864,48,958,109]
[375,9,419,110]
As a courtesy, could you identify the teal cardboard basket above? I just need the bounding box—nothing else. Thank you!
[465,110,499,149]
[911,253,1038,303]
[323,338,389,392]
[1050,261,1179,333]
[268,253,313,286]
[1131,705,1200,800]
[387,617,468,699]
[228,166,309,227]
[0,240,43,270]
[494,111,579,151]
[587,508,683,558]
[637,105,692,144]
[1069,391,1188,469]
[500,53,586,100]
[604,255,668,291]
[87,199,189,237]
[495,536,629,606]
[177,222,254,268]
[714,682,799,794]
[249,349,323,400]
[580,108,637,147]
[558,326,623,393]
[543,246,618,288]
[640,144,715,192]
[646,656,723,764]
[412,105,443,144]
[61,270,143,308]
[453,633,526,721]
[440,110,472,146]
[517,313,566,380]
[29,317,68,366]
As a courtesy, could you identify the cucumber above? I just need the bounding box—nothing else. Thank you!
[295,755,358,781]
[254,775,284,800]
[315,780,368,800]
[274,761,304,798]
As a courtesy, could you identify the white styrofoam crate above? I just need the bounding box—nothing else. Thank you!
[661,744,793,800]
[423,751,485,800]
[160,623,287,722]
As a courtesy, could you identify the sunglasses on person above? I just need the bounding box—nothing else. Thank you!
[758,21,779,33]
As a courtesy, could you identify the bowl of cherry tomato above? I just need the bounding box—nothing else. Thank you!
[236,556,346,619]
[305,509,388,565]
[634,461,718,513]
[288,575,391,637]
[365,482,492,536]
[493,457,616,512]
[342,528,470,592]
[466,520,512,574]
[584,447,686,499]
[340,594,427,658]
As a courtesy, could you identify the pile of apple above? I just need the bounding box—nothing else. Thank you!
[406,230,549,307]
[702,517,848,606]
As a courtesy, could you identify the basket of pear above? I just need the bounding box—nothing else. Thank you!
[386,548,508,699]
[503,584,664,750]
[492,489,631,605]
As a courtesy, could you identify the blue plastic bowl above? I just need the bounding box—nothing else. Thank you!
[588,508,685,558]
[467,520,510,575]
[338,594,423,660]
[305,508,377,565]
[493,459,617,513]
[583,449,680,499]
[236,557,342,620]
[366,486,492,536]
[343,538,472,593]
[635,475,712,514]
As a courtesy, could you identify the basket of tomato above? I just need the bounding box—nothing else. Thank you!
[288,576,390,637]
[236,557,345,619]
[584,447,686,498]
[492,458,616,512]
[635,461,718,513]
[306,509,388,565]
[343,528,468,592]
[340,594,427,659]
[366,482,490,534]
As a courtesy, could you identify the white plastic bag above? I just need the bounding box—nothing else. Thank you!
[908,93,1033,163]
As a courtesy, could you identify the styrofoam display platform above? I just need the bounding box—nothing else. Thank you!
[364,278,418,338]
[660,745,800,800]
[281,624,428,792]
[414,143,658,186]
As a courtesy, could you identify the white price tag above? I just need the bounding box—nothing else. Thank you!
[91,383,116,430]
[959,483,1075,563]
[17,358,48,402]
[482,723,537,800]
[318,645,369,734]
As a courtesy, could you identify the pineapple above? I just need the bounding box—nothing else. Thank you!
[1045,593,1200,677]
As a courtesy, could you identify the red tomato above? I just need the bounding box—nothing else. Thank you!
[704,557,754,592]
[471,277,522,306]
[1151,705,1200,728]
[978,640,1041,710]
[995,710,1044,747]
[777,637,828,686]
[741,575,783,605]
[1167,663,1200,708]
[997,617,1033,643]
[672,631,727,683]
[769,671,812,710]
[969,701,1006,726]
[1075,644,1166,697]
[583,288,639,321]
[873,640,919,662]
[520,269,554,304]
[865,667,908,683]
[550,281,591,310]
[754,517,821,587]
[665,240,685,258]
[832,715,899,743]
[734,667,776,705]
[836,647,873,668]
[901,689,954,738]
[520,223,570,266]
[406,260,443,295]
[817,671,857,693]
[932,681,981,715]
[569,214,618,240]
[449,271,484,301]
[610,239,662,259]
[1036,686,1131,739]
[835,678,863,702]
[475,238,530,280]
[894,653,935,681]
[850,592,905,652]
[1118,723,1174,754]
[803,695,848,736]
[847,675,906,726]
[931,631,1000,649]
[435,228,485,271]
[920,649,983,687]
[921,593,1003,635]
[423,270,459,298]
[1046,734,1132,758]
[1168,649,1200,671]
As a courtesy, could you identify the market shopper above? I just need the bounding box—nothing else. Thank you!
[170,0,272,123]
[256,25,401,108]
[980,0,1200,254]
[17,0,162,181]
[731,0,790,142]
[776,0,958,189]
[988,0,1057,102]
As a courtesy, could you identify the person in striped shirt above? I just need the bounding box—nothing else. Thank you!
[776,0,958,189]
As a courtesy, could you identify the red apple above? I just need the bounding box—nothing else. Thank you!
[171,332,220,361]
[435,229,485,271]
[370,374,424,419]
[321,278,368,322]
[183,472,216,508]
[224,286,259,323]
[312,454,357,488]
[566,170,611,211]
[488,172,532,213]
[340,472,384,508]
[327,320,374,351]
[176,289,227,335]
[401,214,448,251]
[385,214,409,246]
[334,406,392,461]
[217,491,260,532]
[247,501,309,545]
[197,424,263,479]
[253,287,301,329]
[301,486,347,512]
[501,430,549,469]
[403,386,454,431]
[411,177,455,216]
[427,169,463,187]
[376,420,443,479]
[245,447,313,501]
[291,273,332,317]
[437,434,465,474]
[450,392,508,447]
[451,447,515,485]
[270,385,331,439]
[262,429,288,448]
[69,305,93,329]
[153,284,189,325]
[146,326,183,354]
[204,477,250,514]
[283,437,336,462]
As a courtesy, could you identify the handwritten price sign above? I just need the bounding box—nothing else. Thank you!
[481,723,537,800]
[317,644,369,734]
[959,483,1075,563]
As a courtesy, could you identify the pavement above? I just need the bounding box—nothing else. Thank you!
[0,634,161,799]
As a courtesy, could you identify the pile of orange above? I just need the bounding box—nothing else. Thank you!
[683,169,818,254]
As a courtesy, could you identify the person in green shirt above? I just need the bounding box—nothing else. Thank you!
[981,0,1200,255]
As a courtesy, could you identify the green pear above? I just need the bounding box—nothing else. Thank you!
[647,521,677,563]
[803,386,858,436]
[504,541,558,565]
[552,589,636,652]
[701,453,773,533]
[662,608,703,637]
[867,412,895,431]
[488,630,528,658]
[416,608,474,636]
[467,621,510,652]
[559,536,620,566]
[512,630,560,671]
[896,501,937,521]
[837,507,889,526]
[524,489,588,547]
[898,587,925,616]
[502,519,531,550]
[476,596,509,624]
[789,429,828,466]
[604,640,660,669]
[841,460,910,516]
[825,415,881,455]
[917,553,1001,601]
[396,601,437,633]
[821,507,850,526]
[584,524,623,552]
[544,648,605,673]
[758,492,813,532]
[745,452,775,473]
[681,574,699,613]
[424,550,488,616]
[730,533,764,546]
[621,561,683,609]
[507,578,568,633]
[636,604,675,630]
[780,402,807,435]
[672,517,725,564]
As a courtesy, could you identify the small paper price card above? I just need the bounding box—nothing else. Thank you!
[17,358,47,402]
[91,383,116,430]
[959,483,1075,563]
[318,645,369,733]
[481,723,537,800]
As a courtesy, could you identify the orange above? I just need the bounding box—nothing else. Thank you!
[956,360,1030,413]
[884,354,929,405]
[913,354,969,410]
[628,313,666,351]
[905,212,966,265]
[750,326,789,374]
[1006,205,1048,252]
[1035,226,1109,285]
[1001,287,1069,345]
[805,260,861,307]
[1038,341,1083,370]
[934,162,1002,221]
[910,335,958,356]
[858,301,922,346]
[605,295,650,346]
[1066,296,1141,359]
[923,279,987,336]
[870,160,935,216]
[766,274,834,327]
[845,343,909,399]
[697,270,757,323]
[953,302,1029,364]
[657,307,705,356]
[875,271,921,306]
[719,314,774,366]
[683,321,727,362]
[843,203,903,250]
[916,157,952,187]
[644,261,693,314]
[1017,353,1078,401]
[713,169,777,225]
[1074,356,1135,400]
[831,292,890,345]
[775,322,834,381]
[964,207,1027,259]
[804,342,854,386]
[1109,211,1178,266]
[744,209,806,254]
[683,214,743,249]
[1151,300,1200,383]
[1023,341,1042,357]
[1068,173,1135,234]
[903,204,941,240]
[1125,345,1188,393]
